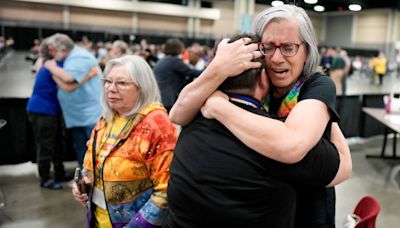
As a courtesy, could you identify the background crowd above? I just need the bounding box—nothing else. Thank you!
[21,34,400,99]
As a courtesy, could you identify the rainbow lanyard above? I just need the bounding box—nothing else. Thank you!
[263,80,303,118]
[228,93,263,109]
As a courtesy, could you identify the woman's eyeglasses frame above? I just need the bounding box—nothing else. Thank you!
[100,78,136,91]
[258,42,304,57]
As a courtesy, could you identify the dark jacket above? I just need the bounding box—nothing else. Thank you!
[153,55,202,108]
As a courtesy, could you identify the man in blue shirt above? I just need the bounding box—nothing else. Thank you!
[46,33,102,168]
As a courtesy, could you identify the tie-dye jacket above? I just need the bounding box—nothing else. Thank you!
[83,103,178,228]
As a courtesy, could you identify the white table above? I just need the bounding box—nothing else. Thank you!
[362,107,400,159]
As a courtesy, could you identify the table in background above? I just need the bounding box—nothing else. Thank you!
[362,107,400,159]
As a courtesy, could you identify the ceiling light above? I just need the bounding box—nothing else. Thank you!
[304,0,318,4]
[313,5,325,12]
[349,4,362,11]
[271,1,284,7]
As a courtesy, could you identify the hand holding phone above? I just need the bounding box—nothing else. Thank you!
[74,168,89,194]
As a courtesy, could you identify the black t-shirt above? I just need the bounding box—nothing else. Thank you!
[269,74,339,138]
[269,74,340,227]
[299,73,340,138]
[165,95,339,228]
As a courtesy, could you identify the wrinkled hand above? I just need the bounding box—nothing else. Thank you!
[209,37,263,79]
[44,59,57,70]
[201,90,229,119]
[71,176,91,208]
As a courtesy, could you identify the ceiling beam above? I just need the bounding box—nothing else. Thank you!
[14,0,221,20]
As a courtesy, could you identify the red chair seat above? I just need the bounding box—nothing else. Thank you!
[354,196,380,228]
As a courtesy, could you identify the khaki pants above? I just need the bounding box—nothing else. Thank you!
[330,69,344,95]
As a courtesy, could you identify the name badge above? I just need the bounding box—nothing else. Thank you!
[92,187,107,209]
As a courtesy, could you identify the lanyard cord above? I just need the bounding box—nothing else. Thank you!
[93,117,132,183]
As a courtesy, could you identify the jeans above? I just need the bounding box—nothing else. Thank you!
[69,125,94,168]
[28,112,66,181]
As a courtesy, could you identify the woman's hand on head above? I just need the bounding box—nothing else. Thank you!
[169,37,263,126]
[201,90,229,119]
[209,37,263,79]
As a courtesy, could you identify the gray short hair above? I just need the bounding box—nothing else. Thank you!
[101,55,161,122]
[46,33,75,51]
[254,5,320,79]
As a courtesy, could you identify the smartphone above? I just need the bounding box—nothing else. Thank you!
[74,168,88,194]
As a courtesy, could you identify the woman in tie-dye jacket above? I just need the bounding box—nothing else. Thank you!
[72,55,178,228]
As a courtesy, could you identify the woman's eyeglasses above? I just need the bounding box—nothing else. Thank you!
[101,78,135,91]
[259,42,304,57]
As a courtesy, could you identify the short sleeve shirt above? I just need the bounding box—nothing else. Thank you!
[269,74,340,138]
[57,46,102,128]
[273,74,340,227]
[298,74,340,139]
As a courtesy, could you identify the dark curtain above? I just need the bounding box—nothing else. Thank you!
[336,95,362,137]
[360,94,386,137]
[0,98,35,164]
[0,98,75,165]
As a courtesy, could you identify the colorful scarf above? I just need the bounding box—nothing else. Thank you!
[263,80,304,118]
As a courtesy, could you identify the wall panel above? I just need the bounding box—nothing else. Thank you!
[355,11,388,43]
[70,7,132,28]
[211,1,235,36]
[138,14,187,33]
[324,15,353,47]
[0,1,62,23]
[309,13,325,43]
[200,19,214,37]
